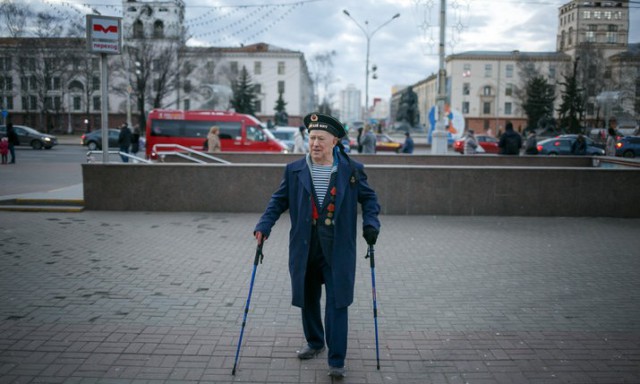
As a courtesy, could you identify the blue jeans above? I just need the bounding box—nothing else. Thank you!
[119,146,129,162]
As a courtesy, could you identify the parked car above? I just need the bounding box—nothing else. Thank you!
[453,135,499,154]
[272,126,308,152]
[557,134,604,149]
[615,136,640,158]
[536,137,604,156]
[0,124,58,149]
[375,134,402,152]
[81,129,120,150]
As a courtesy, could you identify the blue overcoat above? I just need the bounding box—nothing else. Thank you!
[254,152,380,309]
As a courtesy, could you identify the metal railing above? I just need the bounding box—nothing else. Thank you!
[152,143,231,164]
[86,151,152,164]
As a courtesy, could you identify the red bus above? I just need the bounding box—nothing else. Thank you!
[145,109,287,158]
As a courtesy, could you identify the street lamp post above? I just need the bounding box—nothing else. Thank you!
[343,9,399,122]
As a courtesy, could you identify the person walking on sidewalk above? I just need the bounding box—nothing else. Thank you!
[254,112,381,378]
[118,123,132,162]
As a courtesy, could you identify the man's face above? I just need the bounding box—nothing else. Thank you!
[308,129,337,164]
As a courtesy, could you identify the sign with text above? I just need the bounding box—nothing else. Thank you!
[86,15,122,55]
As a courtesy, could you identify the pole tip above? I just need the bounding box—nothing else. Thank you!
[232,367,236,375]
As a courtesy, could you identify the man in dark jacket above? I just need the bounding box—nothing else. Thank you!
[498,121,522,155]
[254,112,381,378]
[6,123,19,164]
[118,123,132,162]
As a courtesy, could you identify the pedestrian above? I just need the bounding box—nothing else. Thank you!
[401,131,414,154]
[0,137,8,164]
[464,129,478,155]
[6,122,18,164]
[356,127,363,153]
[524,130,539,155]
[498,121,522,155]
[360,125,377,154]
[605,118,618,156]
[254,112,381,378]
[118,123,132,162]
[571,133,587,155]
[293,125,307,154]
[207,125,221,153]
[131,125,141,158]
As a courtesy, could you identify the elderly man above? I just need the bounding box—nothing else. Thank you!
[254,112,381,378]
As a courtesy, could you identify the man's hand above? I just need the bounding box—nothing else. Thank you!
[254,231,267,245]
[363,226,379,245]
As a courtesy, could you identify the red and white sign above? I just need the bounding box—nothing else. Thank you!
[86,15,122,54]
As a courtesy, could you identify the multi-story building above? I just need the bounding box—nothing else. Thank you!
[0,0,314,132]
[339,84,362,124]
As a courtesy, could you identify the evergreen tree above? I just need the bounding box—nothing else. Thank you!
[230,66,257,115]
[522,75,555,132]
[557,65,585,134]
[273,90,288,125]
[274,90,287,114]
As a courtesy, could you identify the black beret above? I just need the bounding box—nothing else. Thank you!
[303,112,346,138]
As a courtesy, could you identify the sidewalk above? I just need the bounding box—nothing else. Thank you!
[1,212,639,383]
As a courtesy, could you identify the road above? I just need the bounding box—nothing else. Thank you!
[0,144,86,197]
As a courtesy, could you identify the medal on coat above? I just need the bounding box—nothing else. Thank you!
[325,218,332,226]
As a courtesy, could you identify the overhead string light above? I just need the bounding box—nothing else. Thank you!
[413,0,470,56]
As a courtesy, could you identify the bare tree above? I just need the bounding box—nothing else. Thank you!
[309,50,337,110]
[0,0,32,38]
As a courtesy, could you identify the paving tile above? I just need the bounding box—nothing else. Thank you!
[0,212,639,383]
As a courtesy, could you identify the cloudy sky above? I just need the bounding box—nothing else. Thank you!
[25,0,640,106]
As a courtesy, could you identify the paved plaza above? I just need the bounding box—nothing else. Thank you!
[1,211,639,383]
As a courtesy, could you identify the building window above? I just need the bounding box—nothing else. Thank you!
[463,63,471,77]
[505,83,513,96]
[607,24,618,43]
[153,20,164,38]
[19,57,36,72]
[93,96,101,111]
[1,96,13,110]
[604,11,611,19]
[586,102,595,115]
[254,61,262,75]
[483,102,491,114]
[483,86,492,96]
[21,95,37,110]
[254,100,262,113]
[184,99,190,111]
[462,101,469,114]
[594,11,601,19]
[254,83,262,94]
[462,82,470,95]
[44,96,61,110]
[183,79,192,93]
[92,58,100,71]
[278,61,285,75]
[133,20,144,38]
[586,30,596,42]
[278,80,285,94]
[92,76,100,91]
[230,61,238,75]
[73,96,81,111]
[504,102,512,115]
[484,64,492,77]
[45,77,60,91]
[506,64,514,78]
[583,10,591,19]
[206,61,215,75]
[0,57,11,71]
[568,27,573,45]
[0,76,12,91]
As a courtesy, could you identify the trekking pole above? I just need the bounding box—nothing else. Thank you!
[231,242,264,376]
[365,244,381,370]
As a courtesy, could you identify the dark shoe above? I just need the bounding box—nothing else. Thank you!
[296,345,325,360]
[328,366,345,378]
